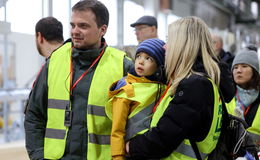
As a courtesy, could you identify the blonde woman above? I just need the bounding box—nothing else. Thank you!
[126,16,235,159]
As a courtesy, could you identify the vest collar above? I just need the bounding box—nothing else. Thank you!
[72,38,107,68]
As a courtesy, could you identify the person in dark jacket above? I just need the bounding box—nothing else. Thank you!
[130,16,158,44]
[24,1,133,160]
[227,49,260,150]
[35,16,64,58]
[125,16,235,160]
[212,34,234,70]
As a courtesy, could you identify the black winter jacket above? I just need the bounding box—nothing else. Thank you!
[24,39,133,160]
[219,49,234,71]
[128,59,235,160]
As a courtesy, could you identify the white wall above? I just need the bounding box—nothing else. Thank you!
[9,32,43,88]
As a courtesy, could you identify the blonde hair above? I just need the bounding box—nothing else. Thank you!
[165,16,220,95]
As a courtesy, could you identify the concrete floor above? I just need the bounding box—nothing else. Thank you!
[0,140,29,160]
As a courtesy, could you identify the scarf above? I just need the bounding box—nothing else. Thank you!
[234,86,259,119]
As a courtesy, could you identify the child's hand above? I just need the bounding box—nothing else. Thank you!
[111,77,126,90]
[125,141,129,154]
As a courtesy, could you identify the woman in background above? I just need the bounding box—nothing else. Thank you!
[227,49,260,151]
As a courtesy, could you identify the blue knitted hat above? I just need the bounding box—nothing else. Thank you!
[136,38,165,66]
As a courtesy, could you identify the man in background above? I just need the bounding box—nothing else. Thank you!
[130,15,158,44]
[35,16,64,58]
[123,15,158,59]
[212,34,234,70]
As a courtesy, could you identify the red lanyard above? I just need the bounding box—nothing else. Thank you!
[70,48,105,95]
[236,90,251,117]
[152,82,172,113]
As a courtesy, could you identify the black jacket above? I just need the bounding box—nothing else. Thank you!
[244,92,260,127]
[24,39,133,160]
[219,49,234,71]
[128,59,235,160]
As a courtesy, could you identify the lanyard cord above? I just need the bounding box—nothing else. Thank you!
[236,90,251,117]
[152,82,172,113]
[70,47,105,95]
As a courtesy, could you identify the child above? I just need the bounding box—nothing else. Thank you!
[106,38,166,160]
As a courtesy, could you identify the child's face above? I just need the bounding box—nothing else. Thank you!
[135,52,158,77]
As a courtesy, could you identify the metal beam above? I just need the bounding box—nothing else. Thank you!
[0,89,30,101]
[205,0,232,14]
[48,0,53,16]
[0,0,8,8]
[117,0,124,47]
[0,21,11,34]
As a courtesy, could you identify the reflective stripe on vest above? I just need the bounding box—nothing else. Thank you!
[175,142,208,159]
[45,43,126,160]
[48,99,69,110]
[106,82,164,141]
[45,42,71,159]
[87,105,110,145]
[150,79,222,160]
[227,98,260,145]
[45,128,66,139]
[125,102,155,140]
[45,99,69,139]
[88,105,107,116]
[89,133,110,145]
[87,46,125,160]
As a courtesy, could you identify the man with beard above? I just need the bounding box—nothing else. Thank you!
[35,16,64,58]
[25,1,133,159]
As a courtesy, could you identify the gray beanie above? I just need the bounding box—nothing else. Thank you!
[232,50,259,73]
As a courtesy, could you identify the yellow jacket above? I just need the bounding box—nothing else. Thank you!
[106,73,164,160]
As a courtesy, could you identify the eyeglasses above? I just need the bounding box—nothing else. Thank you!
[134,26,150,32]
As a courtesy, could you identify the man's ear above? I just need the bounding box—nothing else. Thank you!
[36,32,44,43]
[151,26,157,35]
[100,24,108,37]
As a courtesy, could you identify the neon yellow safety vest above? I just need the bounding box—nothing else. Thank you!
[106,82,165,140]
[226,98,260,147]
[150,79,222,160]
[226,98,236,116]
[44,42,126,159]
